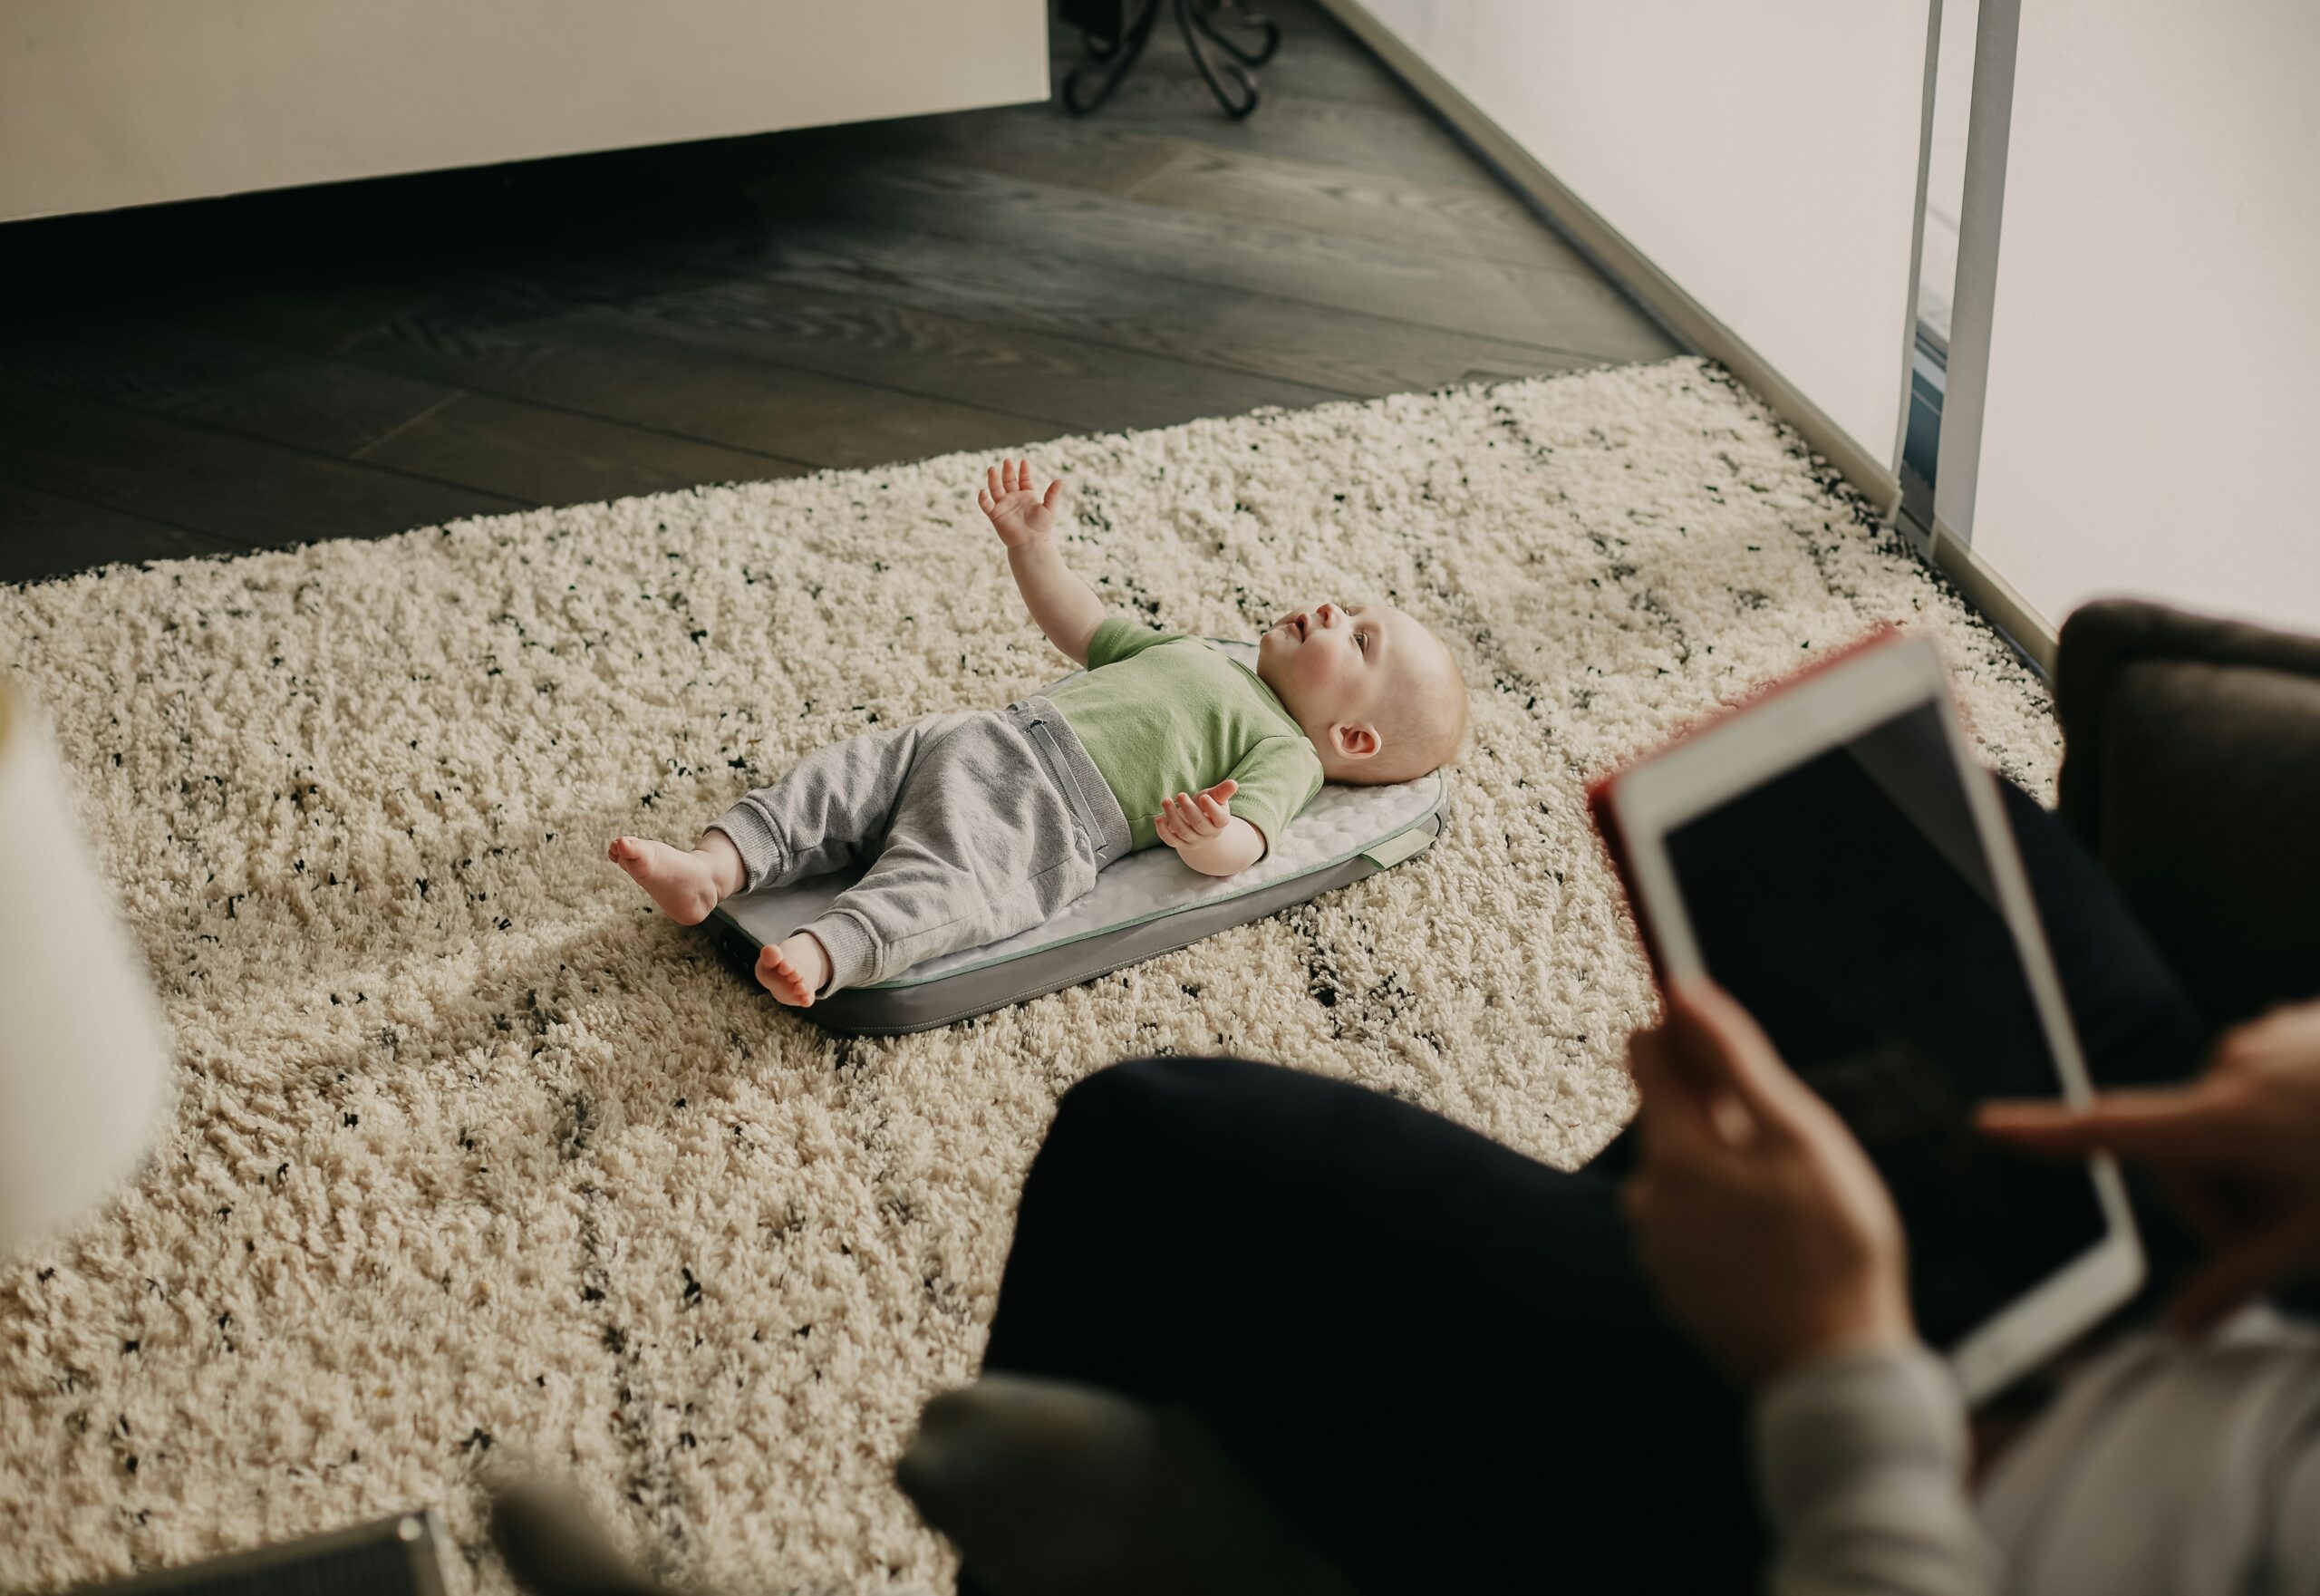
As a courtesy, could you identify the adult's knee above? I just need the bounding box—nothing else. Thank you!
[1027,1057,1271,1211]
[1049,1055,1266,1159]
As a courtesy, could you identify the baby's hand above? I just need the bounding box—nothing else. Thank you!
[1154,779,1239,853]
[978,458,1064,549]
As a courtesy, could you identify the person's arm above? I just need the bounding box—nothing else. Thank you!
[1152,732,1321,876]
[1153,779,1265,876]
[979,459,1105,666]
[1756,1347,1998,1596]
[1981,997,2320,1334]
[1624,982,1999,1596]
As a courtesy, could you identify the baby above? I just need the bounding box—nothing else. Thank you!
[609,459,1468,1006]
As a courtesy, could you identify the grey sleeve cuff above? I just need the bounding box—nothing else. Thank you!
[704,798,788,894]
[1755,1344,1999,1596]
[804,909,879,998]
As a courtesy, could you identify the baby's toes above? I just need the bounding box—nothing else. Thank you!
[754,946,810,1007]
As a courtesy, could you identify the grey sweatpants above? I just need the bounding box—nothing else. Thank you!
[706,697,1133,997]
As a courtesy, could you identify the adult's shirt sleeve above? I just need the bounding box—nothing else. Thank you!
[1756,1344,2001,1596]
[1085,618,1185,670]
[1224,735,1325,857]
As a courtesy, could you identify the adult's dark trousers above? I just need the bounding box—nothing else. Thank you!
[971,782,2209,1595]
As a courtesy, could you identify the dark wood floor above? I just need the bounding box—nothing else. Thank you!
[0,0,1677,587]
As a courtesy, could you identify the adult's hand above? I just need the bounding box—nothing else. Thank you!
[1623,980,1917,1388]
[1979,998,2320,1335]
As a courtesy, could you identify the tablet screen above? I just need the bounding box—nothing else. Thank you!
[1662,700,2109,1350]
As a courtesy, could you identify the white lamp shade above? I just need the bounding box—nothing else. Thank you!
[0,675,173,1253]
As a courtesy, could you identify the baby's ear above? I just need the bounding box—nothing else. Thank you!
[1329,722,1380,761]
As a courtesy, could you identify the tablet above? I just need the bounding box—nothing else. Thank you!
[1590,633,2143,1402]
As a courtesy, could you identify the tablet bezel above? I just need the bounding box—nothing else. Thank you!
[1602,635,2143,1403]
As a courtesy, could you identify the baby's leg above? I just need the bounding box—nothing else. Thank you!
[606,832,744,926]
[609,712,971,925]
[786,712,1099,1001]
[705,711,975,894]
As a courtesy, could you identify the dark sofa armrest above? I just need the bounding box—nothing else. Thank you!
[2054,600,2320,1030]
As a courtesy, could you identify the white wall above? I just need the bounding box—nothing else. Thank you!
[1938,0,2320,635]
[2,0,1049,223]
[1355,0,1930,470]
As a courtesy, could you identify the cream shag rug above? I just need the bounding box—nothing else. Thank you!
[0,359,2059,1593]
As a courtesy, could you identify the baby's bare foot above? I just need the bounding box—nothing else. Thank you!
[756,932,830,1008]
[607,836,723,925]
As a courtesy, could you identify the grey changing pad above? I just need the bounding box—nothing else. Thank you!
[702,643,1448,1035]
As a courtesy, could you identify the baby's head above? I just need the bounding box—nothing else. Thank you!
[1257,601,1467,784]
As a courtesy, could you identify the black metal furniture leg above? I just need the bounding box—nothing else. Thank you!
[1061,0,1278,119]
[1064,0,1164,116]
[1189,0,1281,67]
[1174,0,1262,119]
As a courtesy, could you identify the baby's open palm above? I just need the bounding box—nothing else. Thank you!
[979,459,1063,548]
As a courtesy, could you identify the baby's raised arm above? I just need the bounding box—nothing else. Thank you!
[979,459,1105,665]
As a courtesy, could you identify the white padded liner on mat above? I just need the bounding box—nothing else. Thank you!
[717,641,1447,989]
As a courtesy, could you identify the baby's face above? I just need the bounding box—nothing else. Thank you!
[1257,601,1456,766]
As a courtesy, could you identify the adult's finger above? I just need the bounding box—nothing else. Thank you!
[1619,1172,1653,1228]
[1663,981,1810,1145]
[1976,1086,2243,1165]
[2157,1169,2237,1245]
[2167,1217,2320,1336]
[1629,1022,1725,1160]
